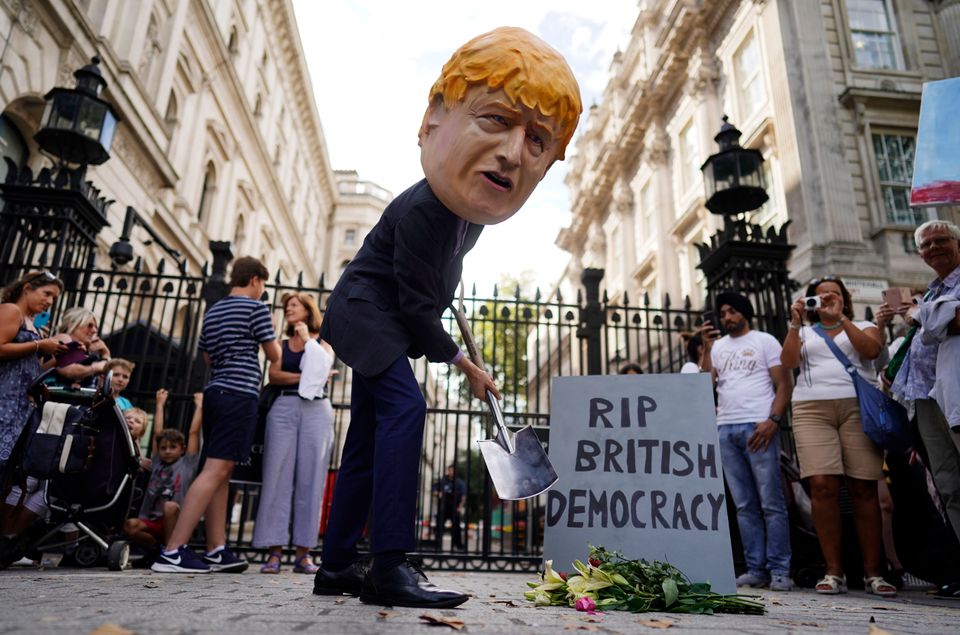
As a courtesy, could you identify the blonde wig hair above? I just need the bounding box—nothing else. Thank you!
[424,26,582,159]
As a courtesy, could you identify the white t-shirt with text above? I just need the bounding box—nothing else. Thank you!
[711,330,782,425]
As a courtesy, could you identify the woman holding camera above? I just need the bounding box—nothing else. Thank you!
[780,275,896,597]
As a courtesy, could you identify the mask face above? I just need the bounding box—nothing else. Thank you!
[419,86,562,225]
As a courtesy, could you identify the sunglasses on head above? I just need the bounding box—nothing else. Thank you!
[808,275,839,287]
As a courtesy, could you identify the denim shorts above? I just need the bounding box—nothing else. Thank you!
[201,387,259,463]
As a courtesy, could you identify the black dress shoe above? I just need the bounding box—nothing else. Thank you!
[313,561,369,596]
[359,560,468,608]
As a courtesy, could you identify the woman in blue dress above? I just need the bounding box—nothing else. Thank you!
[0,271,67,474]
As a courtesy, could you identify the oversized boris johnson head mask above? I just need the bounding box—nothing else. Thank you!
[419,27,582,225]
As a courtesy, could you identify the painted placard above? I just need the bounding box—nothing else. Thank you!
[544,374,736,594]
[911,77,960,206]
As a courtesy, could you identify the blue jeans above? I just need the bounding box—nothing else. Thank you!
[718,423,792,577]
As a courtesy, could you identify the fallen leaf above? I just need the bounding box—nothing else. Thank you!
[638,618,674,629]
[88,625,135,635]
[564,626,598,632]
[378,610,400,619]
[419,613,466,630]
[491,600,521,607]
[869,625,894,635]
[142,581,159,589]
[870,606,901,611]
[334,598,346,605]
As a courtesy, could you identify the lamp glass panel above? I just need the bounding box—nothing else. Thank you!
[48,93,80,130]
[77,99,106,140]
[99,111,117,149]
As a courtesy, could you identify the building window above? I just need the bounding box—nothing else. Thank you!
[872,133,928,225]
[734,31,765,121]
[847,0,903,70]
[197,161,217,223]
[679,120,699,195]
[634,181,654,262]
[0,114,28,180]
[344,229,356,246]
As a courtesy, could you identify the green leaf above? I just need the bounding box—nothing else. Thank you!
[662,578,678,607]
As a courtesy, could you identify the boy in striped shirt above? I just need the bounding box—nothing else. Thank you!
[153,256,281,574]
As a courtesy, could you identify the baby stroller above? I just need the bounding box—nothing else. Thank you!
[0,366,139,570]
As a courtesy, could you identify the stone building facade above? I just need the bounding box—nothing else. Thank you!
[559,0,959,313]
[0,0,387,283]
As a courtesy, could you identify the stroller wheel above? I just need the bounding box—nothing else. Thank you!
[107,541,130,571]
[73,541,103,568]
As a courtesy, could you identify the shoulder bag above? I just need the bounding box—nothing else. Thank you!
[812,325,913,453]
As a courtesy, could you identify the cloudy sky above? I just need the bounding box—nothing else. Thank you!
[291,1,637,293]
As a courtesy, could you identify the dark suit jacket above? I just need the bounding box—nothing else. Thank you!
[320,179,483,377]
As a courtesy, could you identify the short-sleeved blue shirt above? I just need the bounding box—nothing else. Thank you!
[198,296,275,396]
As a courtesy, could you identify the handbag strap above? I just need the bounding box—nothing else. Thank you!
[811,324,859,379]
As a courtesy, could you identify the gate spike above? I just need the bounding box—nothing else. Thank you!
[622,290,629,305]
[471,282,477,296]
[556,287,563,303]
[493,283,499,298]
[133,256,142,273]
[514,285,521,300]
[157,259,166,274]
[319,272,325,289]
[274,269,282,284]
[297,271,304,287]
[602,289,609,303]
[201,261,209,277]
[535,287,541,301]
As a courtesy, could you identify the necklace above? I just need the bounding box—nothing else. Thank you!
[819,322,843,331]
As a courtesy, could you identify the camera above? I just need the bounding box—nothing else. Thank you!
[803,295,821,310]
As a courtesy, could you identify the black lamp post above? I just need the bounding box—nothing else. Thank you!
[34,56,120,167]
[0,56,118,285]
[696,117,796,341]
[700,116,768,216]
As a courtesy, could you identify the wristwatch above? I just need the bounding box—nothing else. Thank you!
[768,414,783,424]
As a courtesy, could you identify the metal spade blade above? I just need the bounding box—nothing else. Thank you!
[452,302,558,501]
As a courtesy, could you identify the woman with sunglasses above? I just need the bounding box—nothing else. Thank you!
[49,307,112,387]
[0,272,68,474]
[781,275,896,597]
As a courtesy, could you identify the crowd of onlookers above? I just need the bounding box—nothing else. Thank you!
[660,219,959,600]
[0,257,336,575]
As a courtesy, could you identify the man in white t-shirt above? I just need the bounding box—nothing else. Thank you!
[700,291,794,591]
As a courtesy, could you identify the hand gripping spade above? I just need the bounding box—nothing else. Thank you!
[451,301,558,500]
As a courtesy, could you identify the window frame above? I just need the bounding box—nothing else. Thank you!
[733,30,766,123]
[844,0,905,71]
[870,131,929,226]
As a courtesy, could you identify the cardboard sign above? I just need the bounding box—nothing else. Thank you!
[544,374,736,594]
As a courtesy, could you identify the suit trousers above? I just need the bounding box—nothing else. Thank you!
[321,356,426,565]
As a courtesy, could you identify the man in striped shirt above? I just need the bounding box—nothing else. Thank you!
[153,256,281,574]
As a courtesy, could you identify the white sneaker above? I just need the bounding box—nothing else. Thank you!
[770,574,795,591]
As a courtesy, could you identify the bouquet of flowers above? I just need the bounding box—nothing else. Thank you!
[525,546,765,615]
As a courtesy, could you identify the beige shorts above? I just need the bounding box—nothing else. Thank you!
[792,397,883,480]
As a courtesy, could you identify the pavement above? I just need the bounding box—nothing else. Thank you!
[0,564,958,634]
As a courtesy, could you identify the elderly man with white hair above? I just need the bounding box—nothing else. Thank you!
[889,219,960,599]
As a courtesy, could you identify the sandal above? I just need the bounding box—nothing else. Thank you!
[864,576,897,597]
[293,553,319,574]
[260,551,282,574]
[815,574,848,594]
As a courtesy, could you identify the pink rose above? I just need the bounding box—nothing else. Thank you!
[575,596,597,614]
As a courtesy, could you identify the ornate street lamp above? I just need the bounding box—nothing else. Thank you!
[696,117,795,341]
[700,116,768,215]
[33,56,120,166]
